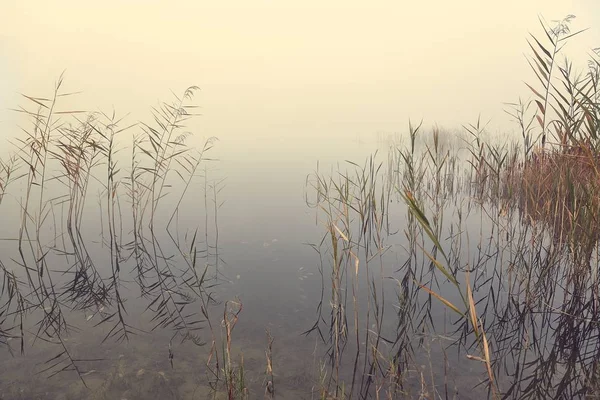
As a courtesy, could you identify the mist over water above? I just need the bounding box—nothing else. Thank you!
[2,2,600,399]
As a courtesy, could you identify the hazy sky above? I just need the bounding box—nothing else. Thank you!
[1,1,599,148]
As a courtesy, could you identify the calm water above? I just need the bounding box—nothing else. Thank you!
[0,124,598,400]
[3,4,600,397]
[0,133,405,398]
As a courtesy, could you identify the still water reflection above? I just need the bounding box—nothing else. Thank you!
[0,92,599,400]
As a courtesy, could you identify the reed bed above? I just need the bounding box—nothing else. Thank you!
[303,15,600,400]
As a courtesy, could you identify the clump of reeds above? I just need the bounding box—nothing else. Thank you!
[305,150,401,398]
[201,298,246,400]
[503,15,600,265]
[512,145,600,252]
[0,74,223,387]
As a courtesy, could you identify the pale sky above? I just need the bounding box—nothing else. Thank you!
[1,1,599,150]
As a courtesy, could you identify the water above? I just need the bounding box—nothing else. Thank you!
[1,95,599,400]
[0,115,399,398]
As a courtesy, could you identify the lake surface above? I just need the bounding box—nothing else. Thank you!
[0,103,598,400]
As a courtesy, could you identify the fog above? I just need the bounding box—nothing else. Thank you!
[2,1,599,150]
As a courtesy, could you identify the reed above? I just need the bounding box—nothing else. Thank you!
[0,76,223,390]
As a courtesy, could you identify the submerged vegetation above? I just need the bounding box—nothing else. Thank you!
[1,14,600,400]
